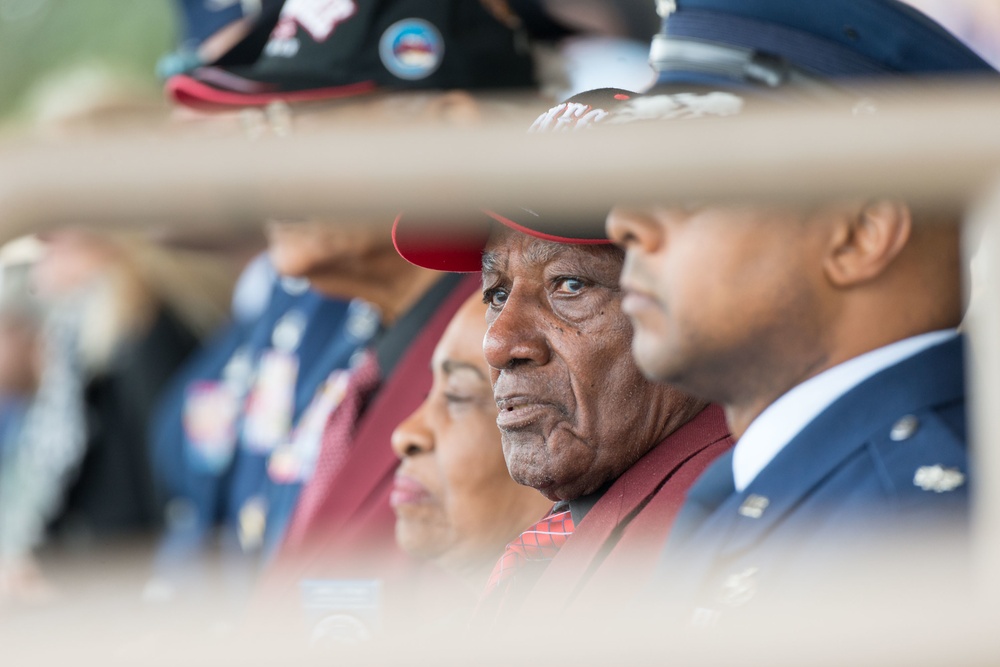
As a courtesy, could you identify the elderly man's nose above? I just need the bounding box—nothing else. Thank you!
[390,405,434,459]
[483,294,550,371]
[606,208,662,252]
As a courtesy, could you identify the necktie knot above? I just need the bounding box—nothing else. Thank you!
[484,507,575,594]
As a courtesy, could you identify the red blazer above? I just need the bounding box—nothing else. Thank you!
[517,405,732,617]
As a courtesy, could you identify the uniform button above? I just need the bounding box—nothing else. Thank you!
[890,414,920,441]
[738,494,770,519]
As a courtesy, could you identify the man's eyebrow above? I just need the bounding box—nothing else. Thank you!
[522,240,563,266]
[442,359,488,381]
[482,240,565,275]
[481,250,504,275]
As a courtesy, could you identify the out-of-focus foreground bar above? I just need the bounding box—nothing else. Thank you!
[0,81,999,235]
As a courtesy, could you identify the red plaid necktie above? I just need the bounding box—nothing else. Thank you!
[484,506,575,594]
[282,350,381,549]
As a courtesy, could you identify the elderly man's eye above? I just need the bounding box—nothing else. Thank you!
[554,277,586,294]
[483,287,509,308]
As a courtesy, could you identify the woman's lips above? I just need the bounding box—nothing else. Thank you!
[390,474,432,508]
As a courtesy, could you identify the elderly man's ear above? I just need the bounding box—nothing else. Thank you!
[822,199,912,288]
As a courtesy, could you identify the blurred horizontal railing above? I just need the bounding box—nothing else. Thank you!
[0,82,999,235]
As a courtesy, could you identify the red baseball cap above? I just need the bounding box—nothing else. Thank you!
[391,207,611,273]
[391,88,670,272]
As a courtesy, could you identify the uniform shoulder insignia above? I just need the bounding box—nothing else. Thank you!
[870,407,967,497]
[913,465,965,493]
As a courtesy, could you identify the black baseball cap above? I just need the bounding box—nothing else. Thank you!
[167,0,536,109]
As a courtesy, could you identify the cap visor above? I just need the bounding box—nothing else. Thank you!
[483,209,610,245]
[166,70,378,110]
[392,214,492,273]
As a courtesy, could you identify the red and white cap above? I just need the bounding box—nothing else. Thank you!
[391,207,611,273]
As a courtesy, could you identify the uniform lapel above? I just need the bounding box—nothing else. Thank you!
[705,336,965,560]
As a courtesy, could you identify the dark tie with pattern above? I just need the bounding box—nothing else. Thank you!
[483,506,575,596]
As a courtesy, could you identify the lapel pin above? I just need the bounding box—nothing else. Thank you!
[738,494,770,519]
[890,414,920,441]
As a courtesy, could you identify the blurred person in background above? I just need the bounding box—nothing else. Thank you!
[0,251,45,497]
[0,251,47,602]
[389,293,550,617]
[0,229,235,602]
[157,0,287,79]
[250,218,478,641]
[147,251,376,605]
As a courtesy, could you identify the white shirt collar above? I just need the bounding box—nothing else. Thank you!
[732,330,958,492]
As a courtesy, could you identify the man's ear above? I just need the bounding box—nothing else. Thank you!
[822,199,912,288]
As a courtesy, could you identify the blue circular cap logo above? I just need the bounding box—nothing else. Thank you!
[379,19,444,81]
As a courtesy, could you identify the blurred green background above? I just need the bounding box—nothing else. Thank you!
[0,0,176,125]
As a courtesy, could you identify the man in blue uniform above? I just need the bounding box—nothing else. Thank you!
[594,0,997,624]
[149,257,377,597]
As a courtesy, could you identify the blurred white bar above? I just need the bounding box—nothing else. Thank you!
[965,177,1000,598]
[0,81,999,237]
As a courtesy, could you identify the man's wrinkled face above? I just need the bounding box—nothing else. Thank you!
[607,205,828,403]
[482,227,682,502]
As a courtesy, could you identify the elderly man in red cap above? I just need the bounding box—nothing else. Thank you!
[392,183,733,623]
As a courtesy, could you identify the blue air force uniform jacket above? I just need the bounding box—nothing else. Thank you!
[151,280,375,588]
[658,336,968,623]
